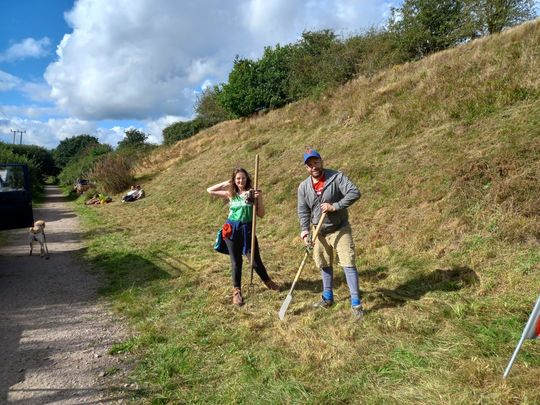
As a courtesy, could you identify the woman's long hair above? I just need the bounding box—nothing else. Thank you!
[228,167,252,197]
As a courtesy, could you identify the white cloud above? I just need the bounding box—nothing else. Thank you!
[143,114,188,144]
[0,107,185,149]
[201,80,213,91]
[95,126,127,147]
[0,116,97,149]
[20,82,54,103]
[0,71,55,106]
[1,104,59,119]
[0,37,51,62]
[44,0,397,122]
[0,70,22,91]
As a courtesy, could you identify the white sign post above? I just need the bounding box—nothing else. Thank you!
[503,295,540,378]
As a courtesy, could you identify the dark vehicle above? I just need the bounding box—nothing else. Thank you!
[0,163,34,230]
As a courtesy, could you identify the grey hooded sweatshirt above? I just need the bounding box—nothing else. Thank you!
[297,168,361,235]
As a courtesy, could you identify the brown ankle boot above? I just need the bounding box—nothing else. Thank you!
[232,287,244,306]
[264,279,281,291]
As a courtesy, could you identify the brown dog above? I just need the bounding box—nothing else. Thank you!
[28,220,49,258]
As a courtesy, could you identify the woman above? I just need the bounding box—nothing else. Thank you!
[207,167,280,306]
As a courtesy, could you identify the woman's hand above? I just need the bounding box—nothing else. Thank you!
[254,189,265,218]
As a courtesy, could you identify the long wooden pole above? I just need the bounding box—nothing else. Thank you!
[249,154,259,290]
[278,212,327,320]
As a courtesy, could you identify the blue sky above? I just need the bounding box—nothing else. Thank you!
[0,0,537,149]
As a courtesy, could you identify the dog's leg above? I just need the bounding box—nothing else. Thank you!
[29,242,33,256]
[43,231,50,259]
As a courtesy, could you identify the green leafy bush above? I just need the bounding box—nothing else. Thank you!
[5,144,57,177]
[88,153,134,194]
[0,143,42,193]
[162,118,207,146]
[117,129,148,151]
[57,144,112,187]
[53,134,100,169]
[195,87,233,127]
[217,44,293,117]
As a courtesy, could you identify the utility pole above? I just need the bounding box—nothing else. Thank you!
[10,129,25,144]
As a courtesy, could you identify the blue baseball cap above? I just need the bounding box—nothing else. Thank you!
[303,148,321,164]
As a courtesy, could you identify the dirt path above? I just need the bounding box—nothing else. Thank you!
[0,186,133,404]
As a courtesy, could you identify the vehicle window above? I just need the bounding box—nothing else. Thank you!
[0,164,34,230]
[0,166,26,191]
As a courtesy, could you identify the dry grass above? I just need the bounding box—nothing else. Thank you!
[78,20,540,404]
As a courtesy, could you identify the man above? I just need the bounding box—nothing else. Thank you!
[297,148,363,319]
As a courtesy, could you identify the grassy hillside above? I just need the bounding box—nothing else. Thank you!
[78,20,539,404]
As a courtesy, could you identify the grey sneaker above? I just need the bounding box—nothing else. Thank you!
[313,296,334,308]
[351,305,364,321]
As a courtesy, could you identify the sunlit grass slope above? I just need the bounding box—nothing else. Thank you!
[78,20,539,404]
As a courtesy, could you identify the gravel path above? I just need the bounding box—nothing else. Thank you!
[0,186,133,404]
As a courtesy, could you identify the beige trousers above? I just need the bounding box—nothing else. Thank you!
[313,224,356,268]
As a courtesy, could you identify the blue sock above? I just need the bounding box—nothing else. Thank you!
[344,266,361,307]
[321,266,333,301]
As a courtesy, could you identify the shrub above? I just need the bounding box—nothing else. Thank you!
[347,28,407,77]
[287,30,351,99]
[195,87,233,127]
[88,153,134,194]
[117,129,148,151]
[5,144,57,177]
[387,0,466,60]
[162,118,207,146]
[217,44,293,117]
[0,143,42,193]
[57,144,112,187]
[53,134,100,169]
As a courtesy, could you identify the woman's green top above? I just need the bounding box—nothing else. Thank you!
[228,193,253,223]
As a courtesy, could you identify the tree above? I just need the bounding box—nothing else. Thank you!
[346,28,407,77]
[117,128,148,150]
[6,144,57,176]
[162,119,206,146]
[465,0,536,35]
[217,45,293,117]
[296,29,339,57]
[195,87,232,127]
[217,57,263,117]
[288,29,357,99]
[0,143,43,191]
[388,0,467,59]
[56,143,112,187]
[53,135,100,169]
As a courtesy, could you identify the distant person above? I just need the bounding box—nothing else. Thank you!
[297,149,364,320]
[207,167,280,306]
[85,193,112,205]
[122,185,144,202]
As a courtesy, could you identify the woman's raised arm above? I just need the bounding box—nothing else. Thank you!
[207,180,230,199]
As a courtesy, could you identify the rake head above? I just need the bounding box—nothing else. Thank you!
[278,293,293,320]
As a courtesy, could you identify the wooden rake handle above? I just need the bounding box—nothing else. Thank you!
[287,212,327,295]
[249,154,259,288]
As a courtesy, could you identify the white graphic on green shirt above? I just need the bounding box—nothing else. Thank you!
[228,193,253,222]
